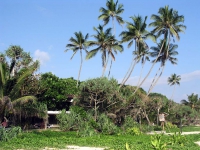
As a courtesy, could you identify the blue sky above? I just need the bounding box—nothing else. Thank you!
[0,0,199,103]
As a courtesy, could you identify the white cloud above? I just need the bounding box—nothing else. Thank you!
[34,49,50,65]
[181,70,200,82]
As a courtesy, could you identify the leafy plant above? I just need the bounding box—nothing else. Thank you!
[0,126,21,141]
[151,134,167,150]
[127,127,142,136]
[169,132,186,146]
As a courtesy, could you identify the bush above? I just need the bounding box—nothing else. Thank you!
[127,127,142,136]
[0,126,21,141]
[56,107,84,131]
[122,116,139,131]
[97,113,118,135]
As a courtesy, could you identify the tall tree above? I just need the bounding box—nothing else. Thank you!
[134,5,186,94]
[86,25,123,77]
[181,93,200,111]
[168,73,181,100]
[6,45,23,77]
[98,0,124,77]
[119,15,151,87]
[65,31,89,87]
[146,40,179,95]
[98,0,124,35]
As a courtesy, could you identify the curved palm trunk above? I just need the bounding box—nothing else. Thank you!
[77,50,83,87]
[120,41,138,88]
[121,60,137,87]
[102,53,108,77]
[147,65,166,96]
[108,59,113,78]
[147,66,162,94]
[136,61,146,88]
[120,57,135,88]
[133,40,166,95]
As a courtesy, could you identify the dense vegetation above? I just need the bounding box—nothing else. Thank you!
[0,0,200,149]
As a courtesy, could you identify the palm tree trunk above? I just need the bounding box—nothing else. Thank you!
[108,59,112,78]
[120,57,135,88]
[133,40,166,95]
[102,53,108,77]
[170,85,176,100]
[136,61,145,88]
[77,50,83,87]
[147,66,161,94]
[147,65,166,96]
[121,60,137,87]
[120,41,138,88]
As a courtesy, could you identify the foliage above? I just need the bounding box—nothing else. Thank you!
[151,134,167,150]
[56,108,83,131]
[127,127,142,136]
[76,77,120,120]
[122,116,139,131]
[97,113,118,135]
[1,130,200,150]
[0,126,21,141]
[39,72,78,110]
[168,132,186,146]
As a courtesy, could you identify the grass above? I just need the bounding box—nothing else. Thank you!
[165,126,200,133]
[1,129,200,150]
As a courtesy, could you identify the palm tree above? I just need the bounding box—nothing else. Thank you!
[119,15,150,87]
[168,73,181,100]
[149,5,186,42]
[98,0,124,35]
[98,0,124,77]
[65,31,89,87]
[134,5,186,94]
[146,40,179,95]
[86,25,123,77]
[181,93,200,111]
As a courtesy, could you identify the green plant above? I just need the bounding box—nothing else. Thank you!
[169,132,186,146]
[151,134,167,150]
[97,113,118,135]
[127,127,141,136]
[166,122,177,129]
[0,126,21,141]
[122,116,139,131]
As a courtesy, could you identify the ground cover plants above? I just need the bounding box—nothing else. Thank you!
[1,130,200,150]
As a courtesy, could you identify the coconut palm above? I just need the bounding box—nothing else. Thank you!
[181,93,200,111]
[119,15,151,87]
[168,73,181,100]
[146,40,178,95]
[65,31,89,87]
[98,0,124,77]
[134,5,186,94]
[149,5,186,42]
[98,0,124,34]
[86,25,123,77]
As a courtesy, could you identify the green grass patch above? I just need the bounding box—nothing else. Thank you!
[1,130,200,150]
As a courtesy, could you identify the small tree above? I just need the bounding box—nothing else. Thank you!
[76,77,119,121]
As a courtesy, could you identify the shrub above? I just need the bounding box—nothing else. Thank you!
[56,107,85,131]
[97,113,118,135]
[122,116,139,131]
[127,127,142,136]
[0,126,21,141]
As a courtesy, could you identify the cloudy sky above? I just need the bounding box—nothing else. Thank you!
[0,0,199,103]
